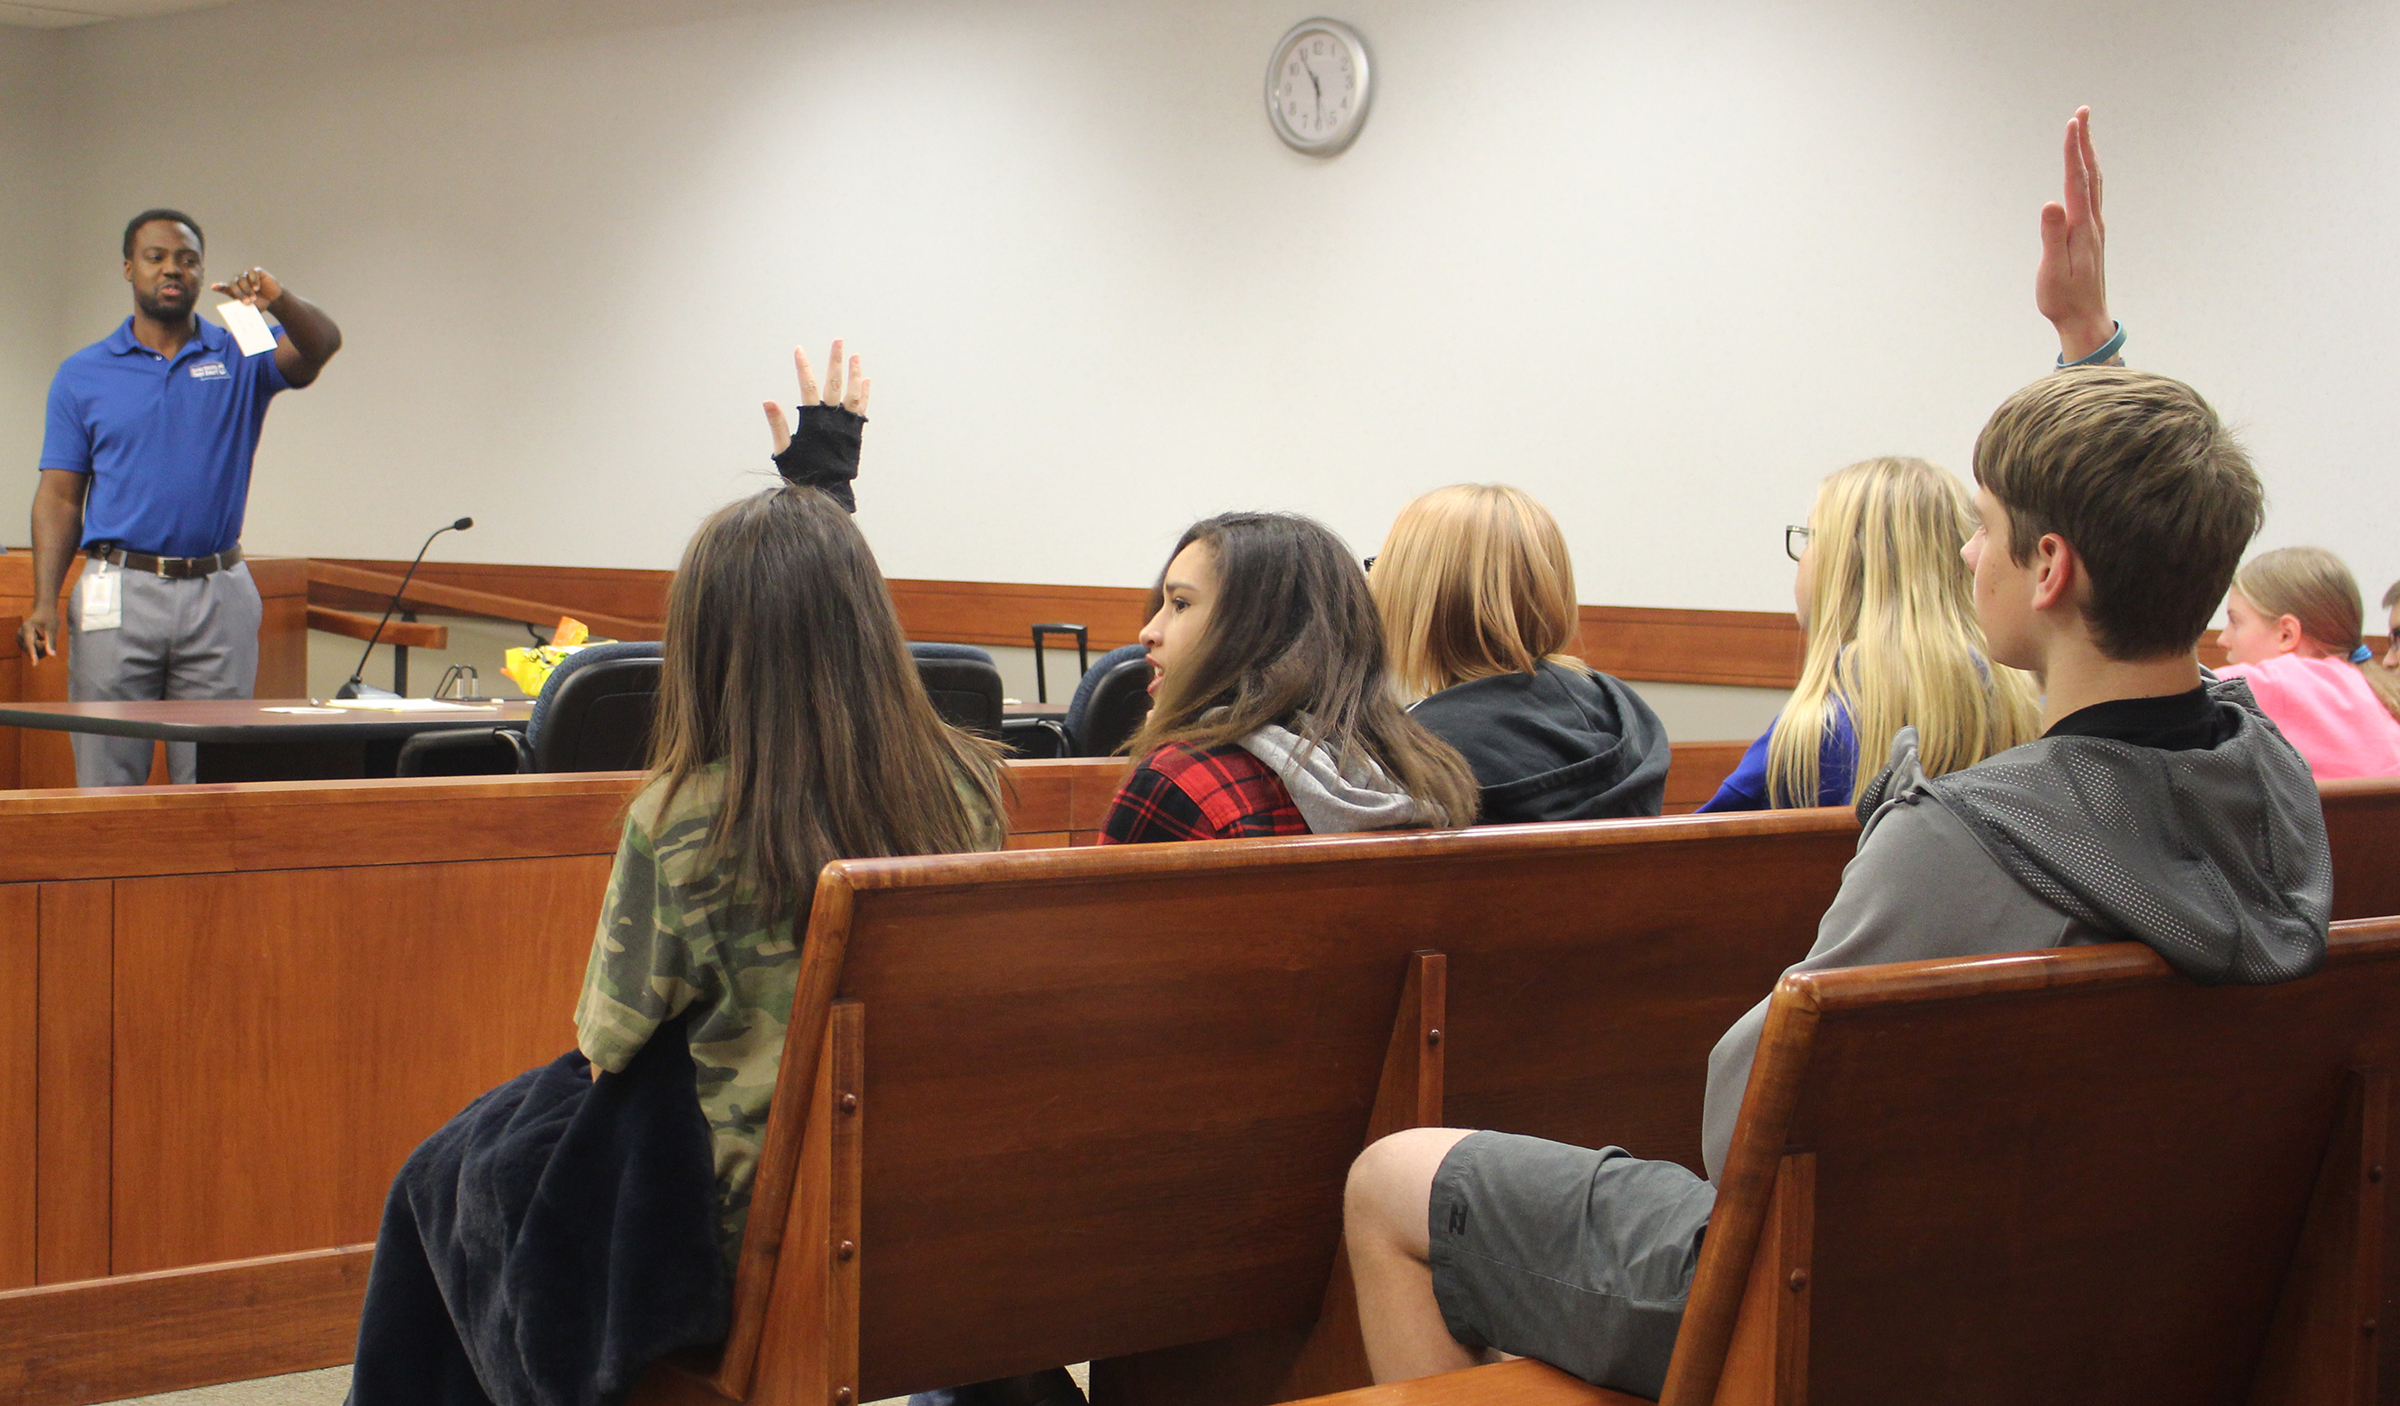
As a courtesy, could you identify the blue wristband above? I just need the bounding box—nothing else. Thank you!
[2058,321,2127,368]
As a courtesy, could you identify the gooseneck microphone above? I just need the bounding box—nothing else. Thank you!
[335,517,474,699]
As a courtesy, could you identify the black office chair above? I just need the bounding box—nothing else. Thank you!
[1063,642,1152,756]
[396,641,663,776]
[908,642,1005,739]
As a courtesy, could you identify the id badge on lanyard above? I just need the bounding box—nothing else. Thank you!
[79,560,122,632]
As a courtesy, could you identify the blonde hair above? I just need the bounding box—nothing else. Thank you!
[2233,546,2400,725]
[1769,457,2041,806]
[1370,484,1588,701]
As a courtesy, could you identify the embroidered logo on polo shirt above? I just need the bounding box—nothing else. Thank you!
[188,360,229,380]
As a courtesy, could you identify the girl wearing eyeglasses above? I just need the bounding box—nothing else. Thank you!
[1698,457,2040,811]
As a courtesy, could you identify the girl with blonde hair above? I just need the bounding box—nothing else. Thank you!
[1369,484,1669,823]
[2216,546,2400,777]
[1699,456,2040,810]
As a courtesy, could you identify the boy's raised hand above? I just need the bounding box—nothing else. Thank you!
[2037,107,2116,363]
[765,340,871,453]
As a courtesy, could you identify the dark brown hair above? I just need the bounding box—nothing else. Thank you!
[1973,368,2264,661]
[1127,511,1479,826]
[647,486,1005,918]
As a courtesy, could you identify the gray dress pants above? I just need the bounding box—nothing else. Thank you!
[66,560,262,786]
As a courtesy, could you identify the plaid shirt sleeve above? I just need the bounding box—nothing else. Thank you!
[1101,744,1308,844]
[1101,754,1218,843]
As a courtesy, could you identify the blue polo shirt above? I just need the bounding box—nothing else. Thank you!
[39,316,288,557]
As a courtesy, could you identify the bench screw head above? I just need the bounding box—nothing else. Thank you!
[2371,1164,2385,1183]
[840,1092,859,1114]
[1427,1028,1443,1046]
[837,1239,857,1262]
[836,1389,855,1405]
[1788,1270,1809,1292]
[2365,1319,2378,1337]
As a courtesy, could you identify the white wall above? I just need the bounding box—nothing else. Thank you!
[0,26,65,487]
[20,0,2400,612]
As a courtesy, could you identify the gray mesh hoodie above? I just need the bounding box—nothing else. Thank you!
[1698,678,2330,1181]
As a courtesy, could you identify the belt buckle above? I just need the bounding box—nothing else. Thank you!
[155,554,170,578]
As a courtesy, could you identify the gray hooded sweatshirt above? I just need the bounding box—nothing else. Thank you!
[1698,678,2331,1182]
[1239,722,1451,833]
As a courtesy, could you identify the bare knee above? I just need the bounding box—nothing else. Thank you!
[1346,1127,1478,1261]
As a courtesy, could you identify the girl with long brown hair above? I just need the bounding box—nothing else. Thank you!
[576,349,1006,1270]
[1100,511,1479,842]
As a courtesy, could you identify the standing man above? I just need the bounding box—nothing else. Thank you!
[21,209,342,785]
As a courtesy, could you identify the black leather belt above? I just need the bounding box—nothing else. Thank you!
[85,544,244,579]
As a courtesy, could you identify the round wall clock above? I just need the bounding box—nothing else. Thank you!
[1266,18,1373,156]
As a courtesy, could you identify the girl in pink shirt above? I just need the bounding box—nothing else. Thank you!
[2216,546,2400,778]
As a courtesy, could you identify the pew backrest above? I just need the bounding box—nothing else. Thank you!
[1666,917,2400,1406]
[663,810,1863,1404]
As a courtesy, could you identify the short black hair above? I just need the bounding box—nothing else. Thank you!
[122,209,203,258]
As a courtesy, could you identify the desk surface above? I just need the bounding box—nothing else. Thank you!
[0,698,535,743]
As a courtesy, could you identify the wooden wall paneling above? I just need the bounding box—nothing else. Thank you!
[312,558,675,626]
[306,561,661,642]
[0,885,35,1291]
[0,618,19,791]
[305,605,448,649]
[1575,605,1804,689]
[883,579,1154,652]
[0,1244,371,1406]
[107,854,613,1273]
[35,881,112,1284]
[1663,742,1750,815]
[223,773,640,871]
[3,556,82,790]
[247,557,312,699]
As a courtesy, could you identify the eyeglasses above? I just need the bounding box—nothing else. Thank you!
[1784,526,1813,562]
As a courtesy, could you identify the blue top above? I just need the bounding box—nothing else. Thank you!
[40,316,288,557]
[1696,702,1858,812]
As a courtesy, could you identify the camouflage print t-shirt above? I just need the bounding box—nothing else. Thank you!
[574,761,1002,1269]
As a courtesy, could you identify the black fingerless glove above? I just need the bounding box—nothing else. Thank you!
[771,404,865,513]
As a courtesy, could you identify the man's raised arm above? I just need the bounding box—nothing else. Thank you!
[214,266,342,387]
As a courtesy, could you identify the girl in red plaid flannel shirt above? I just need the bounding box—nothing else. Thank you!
[1100,512,1479,844]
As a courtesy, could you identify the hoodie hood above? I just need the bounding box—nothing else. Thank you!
[1407,662,1670,823]
[1856,678,2329,986]
[1237,722,1447,834]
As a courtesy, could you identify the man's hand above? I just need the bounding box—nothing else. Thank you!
[2036,106,2115,363]
[17,603,59,663]
[764,340,871,454]
[210,267,285,308]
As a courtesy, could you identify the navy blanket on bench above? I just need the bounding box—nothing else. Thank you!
[349,1013,729,1406]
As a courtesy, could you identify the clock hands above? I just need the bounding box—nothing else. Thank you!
[1301,53,1323,125]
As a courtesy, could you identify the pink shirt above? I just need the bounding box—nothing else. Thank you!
[2215,653,2400,778]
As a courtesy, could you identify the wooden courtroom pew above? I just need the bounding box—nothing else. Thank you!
[6,776,2396,1403]
[632,789,2400,1406]
[1283,916,2400,1406]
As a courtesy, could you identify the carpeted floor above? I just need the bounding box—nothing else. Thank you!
[106,1366,352,1405]
[104,1365,1085,1405]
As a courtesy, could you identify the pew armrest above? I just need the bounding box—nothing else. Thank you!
[1283,1359,1651,1406]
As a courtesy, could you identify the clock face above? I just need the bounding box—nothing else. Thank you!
[1267,20,1371,155]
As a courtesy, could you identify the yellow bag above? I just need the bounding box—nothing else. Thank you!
[501,617,599,696]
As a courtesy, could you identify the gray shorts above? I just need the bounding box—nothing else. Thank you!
[1428,1131,1716,1398]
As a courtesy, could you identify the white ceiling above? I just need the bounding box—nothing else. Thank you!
[0,0,238,27]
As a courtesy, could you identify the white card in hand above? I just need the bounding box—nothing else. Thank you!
[216,300,278,357]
